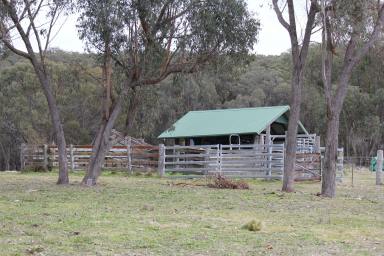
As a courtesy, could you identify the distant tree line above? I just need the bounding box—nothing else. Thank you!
[0,45,383,171]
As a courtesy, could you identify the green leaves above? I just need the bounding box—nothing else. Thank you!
[77,0,260,81]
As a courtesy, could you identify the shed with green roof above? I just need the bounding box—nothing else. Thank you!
[158,105,308,145]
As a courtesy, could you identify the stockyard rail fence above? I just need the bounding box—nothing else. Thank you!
[21,143,344,180]
[158,144,285,179]
[157,144,343,180]
[20,144,159,173]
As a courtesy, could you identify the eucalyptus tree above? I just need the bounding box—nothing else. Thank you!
[272,0,319,192]
[77,0,260,185]
[320,0,384,197]
[0,0,72,184]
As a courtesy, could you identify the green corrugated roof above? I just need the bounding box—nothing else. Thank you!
[158,105,308,139]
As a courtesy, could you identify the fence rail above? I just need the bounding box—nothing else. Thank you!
[21,144,159,172]
[160,144,285,179]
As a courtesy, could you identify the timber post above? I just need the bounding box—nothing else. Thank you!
[216,144,222,174]
[69,144,75,171]
[376,150,383,185]
[43,144,48,171]
[127,137,132,174]
[20,143,25,170]
[315,136,321,153]
[337,148,344,182]
[205,147,211,175]
[52,145,56,168]
[266,125,272,178]
[158,144,165,177]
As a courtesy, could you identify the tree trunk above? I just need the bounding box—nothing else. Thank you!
[102,42,113,120]
[82,98,123,185]
[272,0,318,192]
[82,41,118,186]
[34,66,69,184]
[124,88,140,135]
[4,151,10,170]
[321,109,340,197]
[282,69,301,192]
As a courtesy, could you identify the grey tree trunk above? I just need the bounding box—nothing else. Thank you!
[82,98,123,185]
[282,69,302,192]
[81,41,118,186]
[34,67,69,184]
[273,0,318,192]
[320,2,384,197]
[124,89,140,135]
[321,110,340,197]
[1,1,69,184]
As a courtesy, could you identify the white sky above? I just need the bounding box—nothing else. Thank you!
[36,0,318,56]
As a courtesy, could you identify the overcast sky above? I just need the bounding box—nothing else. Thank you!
[46,0,315,56]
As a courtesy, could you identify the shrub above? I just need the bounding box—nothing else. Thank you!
[242,220,263,231]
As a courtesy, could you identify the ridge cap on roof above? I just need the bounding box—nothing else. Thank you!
[188,105,290,113]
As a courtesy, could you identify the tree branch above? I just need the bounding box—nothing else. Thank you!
[25,0,44,62]
[272,0,290,31]
[299,0,319,62]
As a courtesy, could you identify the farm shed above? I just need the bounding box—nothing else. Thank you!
[156,106,326,179]
[158,105,309,146]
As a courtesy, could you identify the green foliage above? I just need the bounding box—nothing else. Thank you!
[1,42,384,170]
[323,0,381,48]
[77,0,260,81]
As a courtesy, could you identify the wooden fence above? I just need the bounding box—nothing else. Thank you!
[295,153,321,181]
[159,144,285,179]
[21,144,159,172]
[21,143,343,180]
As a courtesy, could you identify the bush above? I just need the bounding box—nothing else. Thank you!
[242,220,263,231]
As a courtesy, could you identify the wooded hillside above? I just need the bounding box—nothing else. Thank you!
[0,46,383,170]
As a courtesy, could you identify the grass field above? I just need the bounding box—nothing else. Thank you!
[0,170,383,256]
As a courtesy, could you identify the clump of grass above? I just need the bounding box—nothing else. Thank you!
[207,174,249,189]
[242,220,263,231]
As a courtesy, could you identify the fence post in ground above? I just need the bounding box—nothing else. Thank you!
[126,137,132,174]
[158,144,165,177]
[52,146,56,168]
[20,143,26,170]
[337,148,344,182]
[43,144,48,171]
[217,144,222,175]
[315,136,321,153]
[69,144,75,171]
[205,147,210,175]
[376,150,383,185]
[351,158,354,187]
[266,125,272,178]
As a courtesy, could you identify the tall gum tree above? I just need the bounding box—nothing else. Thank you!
[0,0,71,184]
[321,0,384,197]
[77,0,260,185]
[272,0,319,192]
